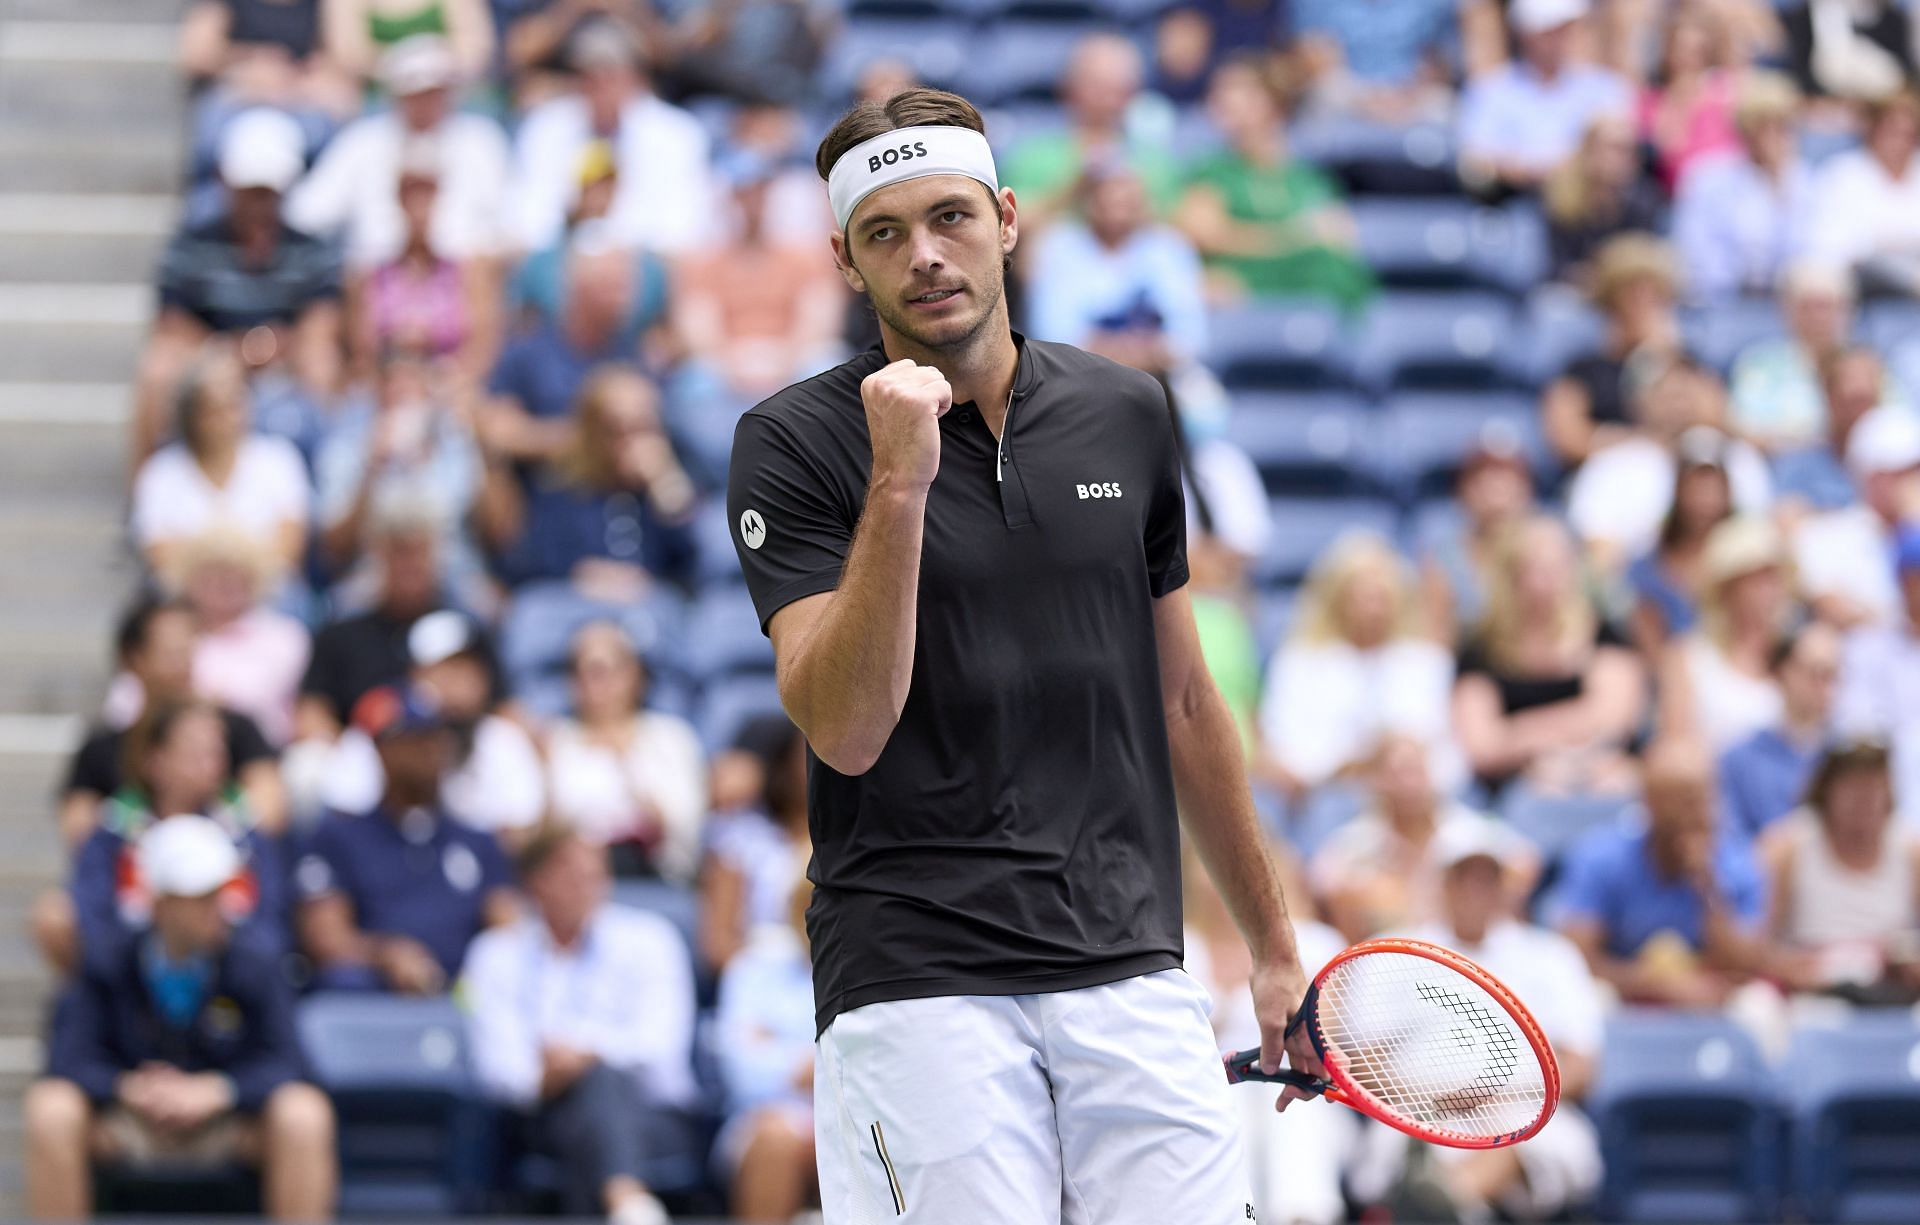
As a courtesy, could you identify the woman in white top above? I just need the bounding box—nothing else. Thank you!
[1761,740,1920,997]
[1659,515,1792,752]
[1808,89,1920,296]
[131,342,310,588]
[546,620,707,882]
[1257,531,1459,796]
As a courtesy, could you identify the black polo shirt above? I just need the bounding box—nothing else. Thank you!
[727,333,1190,1034]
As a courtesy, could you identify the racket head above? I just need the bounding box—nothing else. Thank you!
[1298,937,1561,1149]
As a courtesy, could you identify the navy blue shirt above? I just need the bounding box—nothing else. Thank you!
[487,322,634,423]
[157,216,341,333]
[296,806,512,981]
[494,473,697,588]
[48,926,304,1113]
[1719,727,1821,840]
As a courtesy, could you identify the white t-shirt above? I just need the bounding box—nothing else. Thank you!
[546,712,709,881]
[1401,918,1605,1060]
[131,436,311,547]
[285,111,512,267]
[1792,504,1899,626]
[1835,623,1920,827]
[321,715,546,834]
[1186,437,1273,561]
[508,93,715,254]
[1807,148,1920,267]
[1567,434,1773,559]
[1259,638,1459,790]
[1680,634,1784,753]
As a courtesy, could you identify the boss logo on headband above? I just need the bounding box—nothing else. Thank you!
[867,141,930,173]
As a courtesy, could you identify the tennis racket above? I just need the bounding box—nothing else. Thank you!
[1223,937,1560,1149]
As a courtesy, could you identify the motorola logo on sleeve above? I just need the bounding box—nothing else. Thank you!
[740,508,767,550]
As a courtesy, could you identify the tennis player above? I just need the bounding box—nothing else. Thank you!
[727,87,1322,1223]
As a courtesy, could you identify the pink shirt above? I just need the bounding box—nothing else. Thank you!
[193,609,311,745]
[1639,71,1740,192]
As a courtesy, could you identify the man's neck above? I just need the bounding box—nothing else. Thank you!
[879,321,1019,434]
[546,913,590,951]
[1780,712,1825,748]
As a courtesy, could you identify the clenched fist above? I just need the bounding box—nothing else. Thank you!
[862,358,952,490]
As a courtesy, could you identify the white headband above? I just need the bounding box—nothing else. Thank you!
[826,125,999,229]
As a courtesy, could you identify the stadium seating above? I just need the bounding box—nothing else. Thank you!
[1350,198,1545,294]
[296,994,494,1217]
[1590,1009,1785,1223]
[1784,1011,1920,1223]
[1223,391,1387,498]
[1252,496,1399,588]
[1290,116,1458,197]
[682,585,776,685]
[1205,301,1356,391]
[1682,297,1790,375]
[1379,391,1550,503]
[1523,289,1607,387]
[696,672,786,755]
[1498,784,1635,865]
[973,20,1110,105]
[497,582,687,720]
[1354,291,1524,393]
[818,16,973,99]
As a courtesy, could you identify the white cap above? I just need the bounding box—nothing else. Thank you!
[408,609,479,669]
[1510,0,1588,35]
[138,816,240,899]
[219,108,306,193]
[1432,815,1521,872]
[1846,404,1920,479]
[382,34,459,96]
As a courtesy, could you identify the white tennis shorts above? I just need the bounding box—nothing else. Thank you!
[814,968,1255,1224]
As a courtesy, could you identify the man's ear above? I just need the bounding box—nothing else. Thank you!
[998,185,1019,258]
[829,231,867,295]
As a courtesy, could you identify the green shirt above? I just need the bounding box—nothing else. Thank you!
[1182,151,1374,310]
[1192,591,1263,759]
[1002,132,1184,218]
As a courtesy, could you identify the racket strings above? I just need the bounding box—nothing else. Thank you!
[1315,952,1547,1141]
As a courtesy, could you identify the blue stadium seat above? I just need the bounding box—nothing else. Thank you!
[1379,391,1550,503]
[1785,1012,1920,1223]
[1251,585,1299,660]
[972,20,1103,105]
[1590,1009,1785,1223]
[1289,117,1457,196]
[297,994,493,1217]
[498,581,687,720]
[819,17,973,99]
[1682,297,1791,374]
[1862,299,1920,354]
[609,878,701,964]
[1288,782,1369,859]
[697,672,786,754]
[1351,199,1545,293]
[693,498,751,589]
[1498,784,1634,865]
[682,585,775,684]
[1252,496,1400,588]
[1223,392,1387,498]
[1354,291,1522,393]
[1524,289,1606,385]
[1205,301,1356,391]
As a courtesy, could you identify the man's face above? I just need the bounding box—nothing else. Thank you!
[1522,21,1576,72]
[379,531,440,613]
[529,837,608,933]
[377,727,451,798]
[397,86,450,133]
[1646,754,1716,869]
[833,175,1015,354]
[134,609,198,700]
[1778,625,1840,723]
[1441,857,1504,943]
[416,655,489,722]
[1788,288,1850,351]
[228,185,282,231]
[152,892,227,956]
[149,709,229,808]
[1063,39,1141,128]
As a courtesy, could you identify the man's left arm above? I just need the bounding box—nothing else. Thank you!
[1153,587,1325,1103]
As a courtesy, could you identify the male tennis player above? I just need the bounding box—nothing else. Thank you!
[727,88,1322,1222]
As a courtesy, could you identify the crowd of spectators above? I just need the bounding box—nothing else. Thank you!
[22,0,1920,1220]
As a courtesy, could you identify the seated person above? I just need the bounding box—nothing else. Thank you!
[546,622,706,881]
[1287,0,1468,123]
[295,685,516,991]
[1759,739,1920,1001]
[1544,114,1663,287]
[43,699,286,977]
[135,109,342,474]
[1417,436,1537,645]
[462,827,698,1225]
[1671,71,1813,303]
[1719,622,1841,840]
[700,716,809,975]
[1728,261,1861,453]
[320,0,495,83]
[61,597,281,852]
[479,365,697,596]
[715,878,820,1223]
[26,816,335,1223]
[1451,515,1646,796]
[1657,516,1795,755]
[1806,89,1920,295]
[176,530,312,747]
[1773,345,1895,512]
[1553,738,1788,1008]
[1625,432,1734,658]
[1792,403,1920,630]
[1311,733,1536,944]
[1834,530,1920,825]
[508,143,670,348]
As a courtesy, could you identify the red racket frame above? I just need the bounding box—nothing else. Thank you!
[1223,937,1562,1149]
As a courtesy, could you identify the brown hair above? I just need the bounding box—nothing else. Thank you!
[553,365,660,490]
[1588,232,1679,312]
[815,87,989,183]
[1805,739,1892,818]
[123,697,224,793]
[514,821,584,882]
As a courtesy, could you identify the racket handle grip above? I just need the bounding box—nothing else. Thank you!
[1222,1048,1326,1095]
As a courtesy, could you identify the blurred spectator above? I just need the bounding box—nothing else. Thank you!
[1256,533,1459,797]
[1782,0,1914,102]
[1728,260,1858,451]
[132,341,311,590]
[1287,0,1464,123]
[1759,738,1920,999]
[498,0,659,97]
[711,101,835,245]
[1003,33,1181,231]
[650,0,836,107]
[508,21,715,255]
[322,0,495,82]
[177,531,312,746]
[294,685,516,991]
[60,599,282,852]
[1658,515,1794,753]
[1543,113,1663,285]
[1554,738,1773,1007]
[1028,160,1208,373]
[714,878,819,1223]
[316,610,545,841]
[1792,402,1920,627]
[1363,819,1602,1222]
[1625,429,1735,657]
[1312,733,1536,943]
[43,699,286,976]
[1149,8,1223,108]
[462,826,697,1225]
[1174,53,1373,310]
[1807,89,1920,295]
[1636,2,1741,191]
[27,818,334,1223]
[1542,233,1687,469]
[180,0,356,116]
[546,621,707,881]
[480,366,697,594]
[134,110,343,473]
[1833,527,1920,823]
[1457,0,1631,196]
[1671,71,1812,302]
[1567,369,1773,573]
[509,144,670,349]
[1774,343,1892,510]
[288,37,511,278]
[1418,436,1537,644]
[700,716,807,974]
[1719,622,1842,839]
[1452,514,1647,795]
[315,350,486,607]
